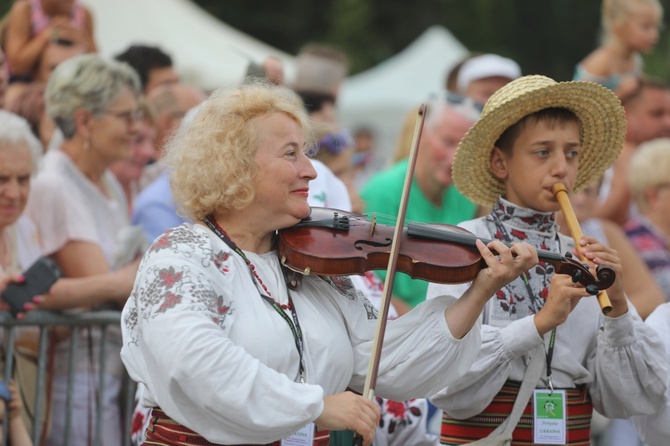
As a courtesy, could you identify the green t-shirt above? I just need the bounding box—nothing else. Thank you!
[360,159,477,308]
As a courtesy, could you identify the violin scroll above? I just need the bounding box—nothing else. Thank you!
[554,254,615,295]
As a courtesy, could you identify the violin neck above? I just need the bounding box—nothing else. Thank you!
[406,223,565,264]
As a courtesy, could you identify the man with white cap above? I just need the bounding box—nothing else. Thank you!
[455,53,521,107]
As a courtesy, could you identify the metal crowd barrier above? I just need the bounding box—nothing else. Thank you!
[0,310,135,446]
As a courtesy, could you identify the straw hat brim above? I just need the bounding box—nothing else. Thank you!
[452,76,626,207]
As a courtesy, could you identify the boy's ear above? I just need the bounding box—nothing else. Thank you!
[490,146,509,181]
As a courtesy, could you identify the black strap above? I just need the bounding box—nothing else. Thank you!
[491,212,556,390]
[203,216,306,382]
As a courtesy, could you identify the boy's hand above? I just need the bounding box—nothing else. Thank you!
[534,274,588,336]
[574,235,627,318]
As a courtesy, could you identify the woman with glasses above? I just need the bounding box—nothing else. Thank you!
[23,54,145,446]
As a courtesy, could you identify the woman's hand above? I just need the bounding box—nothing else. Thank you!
[445,240,538,339]
[315,391,380,446]
[471,239,538,298]
[534,274,589,336]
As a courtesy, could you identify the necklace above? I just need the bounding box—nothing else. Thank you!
[202,216,291,310]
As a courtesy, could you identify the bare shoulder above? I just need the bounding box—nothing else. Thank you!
[7,0,31,26]
[580,48,614,77]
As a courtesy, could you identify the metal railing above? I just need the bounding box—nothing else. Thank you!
[0,310,135,446]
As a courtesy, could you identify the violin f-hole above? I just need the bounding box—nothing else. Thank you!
[354,238,392,251]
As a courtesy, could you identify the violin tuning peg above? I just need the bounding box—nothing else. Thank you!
[582,263,590,270]
[571,270,582,283]
[586,284,599,296]
[565,251,573,258]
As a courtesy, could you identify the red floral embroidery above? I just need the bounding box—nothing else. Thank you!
[385,400,407,418]
[158,292,182,313]
[159,267,183,288]
[511,229,527,240]
[131,411,145,434]
[150,229,175,253]
[213,251,231,273]
[540,287,549,299]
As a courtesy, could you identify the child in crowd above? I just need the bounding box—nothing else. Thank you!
[0,379,32,446]
[574,0,662,98]
[427,75,668,445]
[4,0,96,81]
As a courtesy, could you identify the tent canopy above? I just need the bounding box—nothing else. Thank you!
[80,0,296,91]
[338,26,468,170]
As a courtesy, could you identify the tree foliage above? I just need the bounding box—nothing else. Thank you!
[193,0,670,80]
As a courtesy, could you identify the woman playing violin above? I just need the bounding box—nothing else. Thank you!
[120,81,539,446]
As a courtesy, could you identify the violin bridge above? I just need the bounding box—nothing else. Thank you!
[370,213,377,237]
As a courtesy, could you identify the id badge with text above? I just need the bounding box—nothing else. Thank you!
[533,389,567,444]
[281,422,315,446]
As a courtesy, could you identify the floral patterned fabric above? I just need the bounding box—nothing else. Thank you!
[121,223,481,445]
[482,198,562,325]
[624,217,670,301]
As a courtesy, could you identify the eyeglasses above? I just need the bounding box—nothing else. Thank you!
[99,109,144,125]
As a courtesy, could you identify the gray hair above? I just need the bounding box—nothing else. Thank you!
[0,110,43,174]
[45,54,141,139]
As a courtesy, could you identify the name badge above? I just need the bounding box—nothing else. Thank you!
[281,422,315,446]
[533,389,567,444]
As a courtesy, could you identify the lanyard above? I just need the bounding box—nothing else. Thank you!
[203,216,306,383]
[491,212,556,393]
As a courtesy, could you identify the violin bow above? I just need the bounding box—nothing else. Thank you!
[552,183,613,314]
[353,104,427,446]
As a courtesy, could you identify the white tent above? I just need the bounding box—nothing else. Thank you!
[338,26,468,175]
[79,0,295,91]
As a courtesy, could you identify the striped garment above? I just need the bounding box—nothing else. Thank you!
[440,381,593,445]
[142,408,330,446]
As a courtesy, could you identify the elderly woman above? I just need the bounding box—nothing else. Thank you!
[120,81,538,445]
[23,54,144,446]
[624,138,670,300]
[0,111,43,276]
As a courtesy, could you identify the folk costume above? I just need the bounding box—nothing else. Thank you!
[121,222,482,445]
[427,76,669,445]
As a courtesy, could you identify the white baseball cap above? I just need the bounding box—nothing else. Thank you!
[457,54,521,94]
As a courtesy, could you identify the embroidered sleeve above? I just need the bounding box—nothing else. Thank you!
[121,226,325,443]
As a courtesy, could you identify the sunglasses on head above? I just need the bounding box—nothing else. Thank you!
[309,130,355,157]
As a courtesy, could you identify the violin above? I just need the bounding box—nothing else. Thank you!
[278,207,615,294]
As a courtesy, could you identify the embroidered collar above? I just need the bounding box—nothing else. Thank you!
[491,197,557,234]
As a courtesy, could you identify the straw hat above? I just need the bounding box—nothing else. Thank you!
[452,75,626,206]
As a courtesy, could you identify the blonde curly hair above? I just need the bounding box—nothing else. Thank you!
[166,81,313,222]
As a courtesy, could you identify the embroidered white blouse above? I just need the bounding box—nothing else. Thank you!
[121,223,480,444]
[427,217,669,420]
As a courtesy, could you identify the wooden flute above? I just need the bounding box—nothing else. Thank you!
[553,183,612,314]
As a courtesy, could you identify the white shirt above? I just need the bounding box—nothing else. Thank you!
[427,217,668,420]
[121,223,480,444]
[632,302,670,445]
